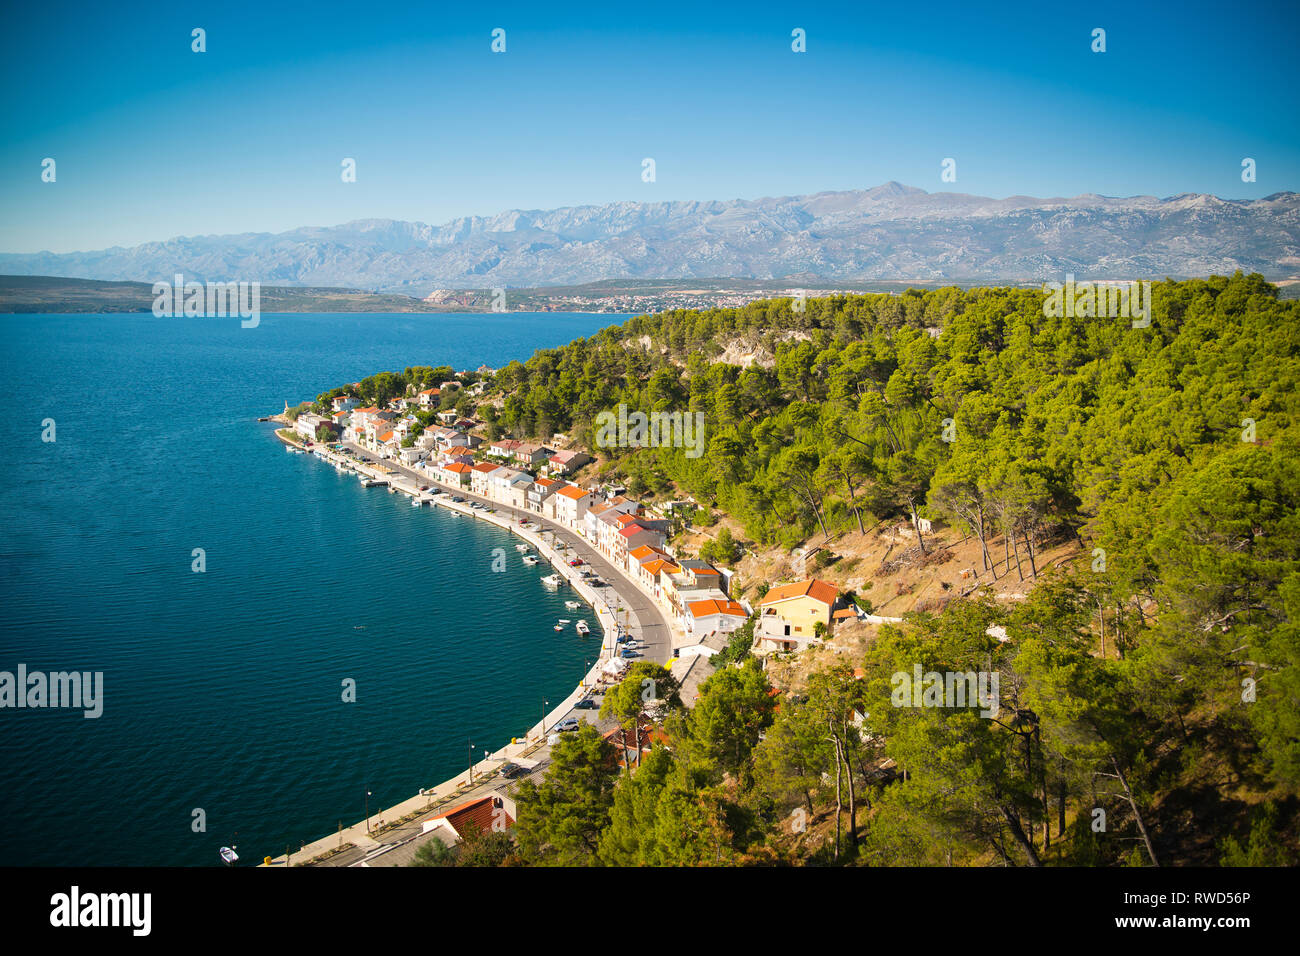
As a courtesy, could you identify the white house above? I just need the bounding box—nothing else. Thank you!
[552,484,593,529]
[685,598,750,639]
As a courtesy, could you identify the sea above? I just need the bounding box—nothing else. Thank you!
[0,311,624,866]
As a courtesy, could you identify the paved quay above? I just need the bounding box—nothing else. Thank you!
[262,433,676,867]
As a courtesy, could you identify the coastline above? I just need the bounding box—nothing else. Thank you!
[262,426,669,867]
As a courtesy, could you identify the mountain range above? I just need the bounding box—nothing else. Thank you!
[4,183,1297,295]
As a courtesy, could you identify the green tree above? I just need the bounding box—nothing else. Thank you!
[512,724,618,865]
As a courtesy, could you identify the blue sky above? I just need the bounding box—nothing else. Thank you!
[2,0,1297,252]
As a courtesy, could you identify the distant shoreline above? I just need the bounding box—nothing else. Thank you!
[0,273,1165,316]
[8,273,1297,315]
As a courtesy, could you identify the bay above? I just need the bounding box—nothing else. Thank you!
[0,311,624,866]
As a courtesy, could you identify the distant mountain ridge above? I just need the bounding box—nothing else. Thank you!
[4,183,1297,295]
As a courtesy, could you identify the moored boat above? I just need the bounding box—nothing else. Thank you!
[575,620,590,635]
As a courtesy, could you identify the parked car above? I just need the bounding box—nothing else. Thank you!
[499,762,529,779]
[556,717,581,732]
[574,698,598,710]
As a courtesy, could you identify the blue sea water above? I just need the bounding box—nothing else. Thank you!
[0,311,624,866]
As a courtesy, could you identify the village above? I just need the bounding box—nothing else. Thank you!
[284,374,870,671]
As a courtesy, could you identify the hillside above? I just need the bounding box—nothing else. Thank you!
[302,274,1300,867]
[482,273,1299,866]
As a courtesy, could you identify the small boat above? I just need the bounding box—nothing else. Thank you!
[515,544,531,553]
[522,555,540,565]
[219,846,239,865]
[575,620,590,635]
[540,573,564,587]
[553,624,564,631]
[565,600,582,610]
[557,619,571,625]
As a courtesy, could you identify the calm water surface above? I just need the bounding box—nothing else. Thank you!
[0,311,624,865]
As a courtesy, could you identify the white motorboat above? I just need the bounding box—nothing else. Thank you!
[540,573,564,587]
[219,846,239,865]
[557,619,571,625]
[564,600,582,610]
[522,555,540,565]
[575,620,590,635]
[515,543,531,552]
[553,623,564,631]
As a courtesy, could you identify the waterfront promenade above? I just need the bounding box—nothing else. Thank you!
[263,431,675,866]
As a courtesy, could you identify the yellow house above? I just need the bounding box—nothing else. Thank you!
[758,578,839,636]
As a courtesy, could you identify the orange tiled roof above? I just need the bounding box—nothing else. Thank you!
[688,598,747,618]
[760,578,839,607]
[555,485,589,500]
[432,795,513,838]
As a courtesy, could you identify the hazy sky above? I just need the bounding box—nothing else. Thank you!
[2,0,1297,252]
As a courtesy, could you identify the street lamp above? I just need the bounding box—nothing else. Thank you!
[364,790,372,833]
[541,699,549,734]
[467,740,474,784]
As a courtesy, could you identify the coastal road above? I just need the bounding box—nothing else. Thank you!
[265,437,672,867]
[338,443,673,665]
